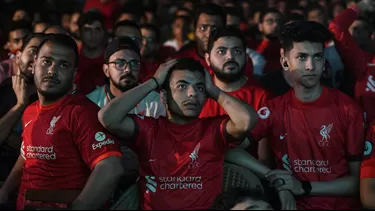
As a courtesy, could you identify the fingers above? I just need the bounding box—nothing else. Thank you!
[265,169,291,178]
[162,59,178,67]
[267,174,291,185]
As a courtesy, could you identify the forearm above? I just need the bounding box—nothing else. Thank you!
[212,87,258,130]
[0,104,26,144]
[5,132,22,151]
[225,148,271,179]
[72,159,124,210]
[98,79,157,126]
[309,176,358,196]
[360,179,375,209]
[1,156,24,195]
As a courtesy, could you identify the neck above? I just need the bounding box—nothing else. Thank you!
[109,83,123,98]
[293,84,322,102]
[214,76,247,92]
[167,110,196,125]
[38,91,70,106]
[82,46,103,59]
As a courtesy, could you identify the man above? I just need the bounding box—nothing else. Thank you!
[251,21,364,210]
[0,34,124,210]
[0,34,43,183]
[113,20,142,48]
[329,0,375,125]
[74,11,107,94]
[33,21,49,33]
[114,7,142,25]
[4,20,32,59]
[201,27,270,158]
[348,17,373,53]
[224,7,266,77]
[98,58,258,210]
[175,3,253,78]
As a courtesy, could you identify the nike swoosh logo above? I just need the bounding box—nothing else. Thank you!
[148,159,156,162]
[280,134,287,140]
[24,120,32,128]
[368,63,375,67]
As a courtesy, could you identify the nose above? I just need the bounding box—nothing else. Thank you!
[47,64,58,76]
[225,50,234,61]
[187,85,197,98]
[305,57,315,71]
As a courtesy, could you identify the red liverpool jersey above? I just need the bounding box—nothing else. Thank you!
[129,115,238,210]
[251,87,364,210]
[18,92,121,209]
[329,7,375,125]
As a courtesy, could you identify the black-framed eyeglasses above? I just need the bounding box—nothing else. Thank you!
[108,59,141,71]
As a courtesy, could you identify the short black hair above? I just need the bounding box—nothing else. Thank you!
[305,3,324,17]
[7,20,32,34]
[36,34,79,68]
[207,27,247,53]
[175,7,193,18]
[281,20,332,53]
[78,11,105,30]
[210,188,268,210]
[21,33,44,52]
[114,6,142,24]
[140,24,160,42]
[113,20,140,35]
[162,58,205,90]
[104,37,140,63]
[224,6,243,20]
[194,3,226,27]
[259,8,282,23]
[43,25,69,34]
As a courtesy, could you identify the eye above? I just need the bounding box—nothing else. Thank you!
[314,55,323,60]
[199,25,208,32]
[233,49,243,55]
[177,84,187,89]
[29,49,36,55]
[217,49,226,55]
[60,63,70,69]
[42,60,51,66]
[297,55,306,60]
[197,86,205,92]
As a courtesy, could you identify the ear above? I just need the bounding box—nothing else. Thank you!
[204,52,211,67]
[15,51,22,65]
[160,89,167,105]
[103,64,110,78]
[280,56,289,71]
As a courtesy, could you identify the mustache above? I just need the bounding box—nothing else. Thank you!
[223,61,239,67]
[120,74,135,80]
[42,76,60,83]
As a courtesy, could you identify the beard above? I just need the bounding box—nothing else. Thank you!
[19,61,34,84]
[211,60,245,83]
[111,74,138,92]
[37,79,72,102]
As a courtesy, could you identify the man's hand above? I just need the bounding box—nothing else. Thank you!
[266,169,305,195]
[278,190,297,210]
[204,69,220,99]
[12,70,28,107]
[153,59,179,87]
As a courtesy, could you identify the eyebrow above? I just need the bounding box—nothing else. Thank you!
[176,80,205,86]
[216,46,243,50]
[296,52,324,56]
[41,56,72,64]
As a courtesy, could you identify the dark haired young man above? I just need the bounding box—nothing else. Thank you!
[251,21,364,210]
[0,34,124,210]
[74,11,107,94]
[99,58,258,209]
[4,20,32,59]
[175,3,254,78]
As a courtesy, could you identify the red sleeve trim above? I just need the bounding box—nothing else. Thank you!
[90,151,122,169]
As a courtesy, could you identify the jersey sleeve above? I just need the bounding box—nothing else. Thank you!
[361,121,375,178]
[72,102,122,170]
[127,115,157,153]
[250,101,274,142]
[208,115,240,151]
[345,104,365,162]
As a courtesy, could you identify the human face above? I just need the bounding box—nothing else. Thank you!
[12,10,30,21]
[8,29,29,52]
[230,198,273,210]
[69,13,80,36]
[34,41,76,101]
[227,15,241,29]
[195,13,224,53]
[173,18,190,41]
[114,26,142,48]
[206,36,246,83]
[34,23,48,33]
[81,21,104,49]
[349,20,371,47]
[104,49,141,92]
[16,37,43,82]
[283,41,325,89]
[307,9,325,25]
[259,13,282,39]
[141,28,159,57]
[166,70,206,118]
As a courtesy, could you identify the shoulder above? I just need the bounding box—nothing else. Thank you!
[67,93,101,114]
[328,88,362,111]
[87,86,105,98]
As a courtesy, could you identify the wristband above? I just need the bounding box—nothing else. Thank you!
[150,77,160,89]
[301,180,312,196]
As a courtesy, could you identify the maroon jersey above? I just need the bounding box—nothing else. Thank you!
[329,7,375,125]
[251,87,364,210]
[129,115,238,210]
[18,92,121,209]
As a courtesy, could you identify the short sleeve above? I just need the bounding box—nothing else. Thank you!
[346,105,365,162]
[361,121,375,178]
[127,115,157,152]
[206,115,239,151]
[250,102,273,142]
[72,102,122,169]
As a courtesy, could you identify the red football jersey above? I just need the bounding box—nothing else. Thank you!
[174,45,254,78]
[74,53,106,94]
[329,7,375,125]
[361,120,375,179]
[18,92,122,209]
[129,115,237,210]
[251,87,364,210]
